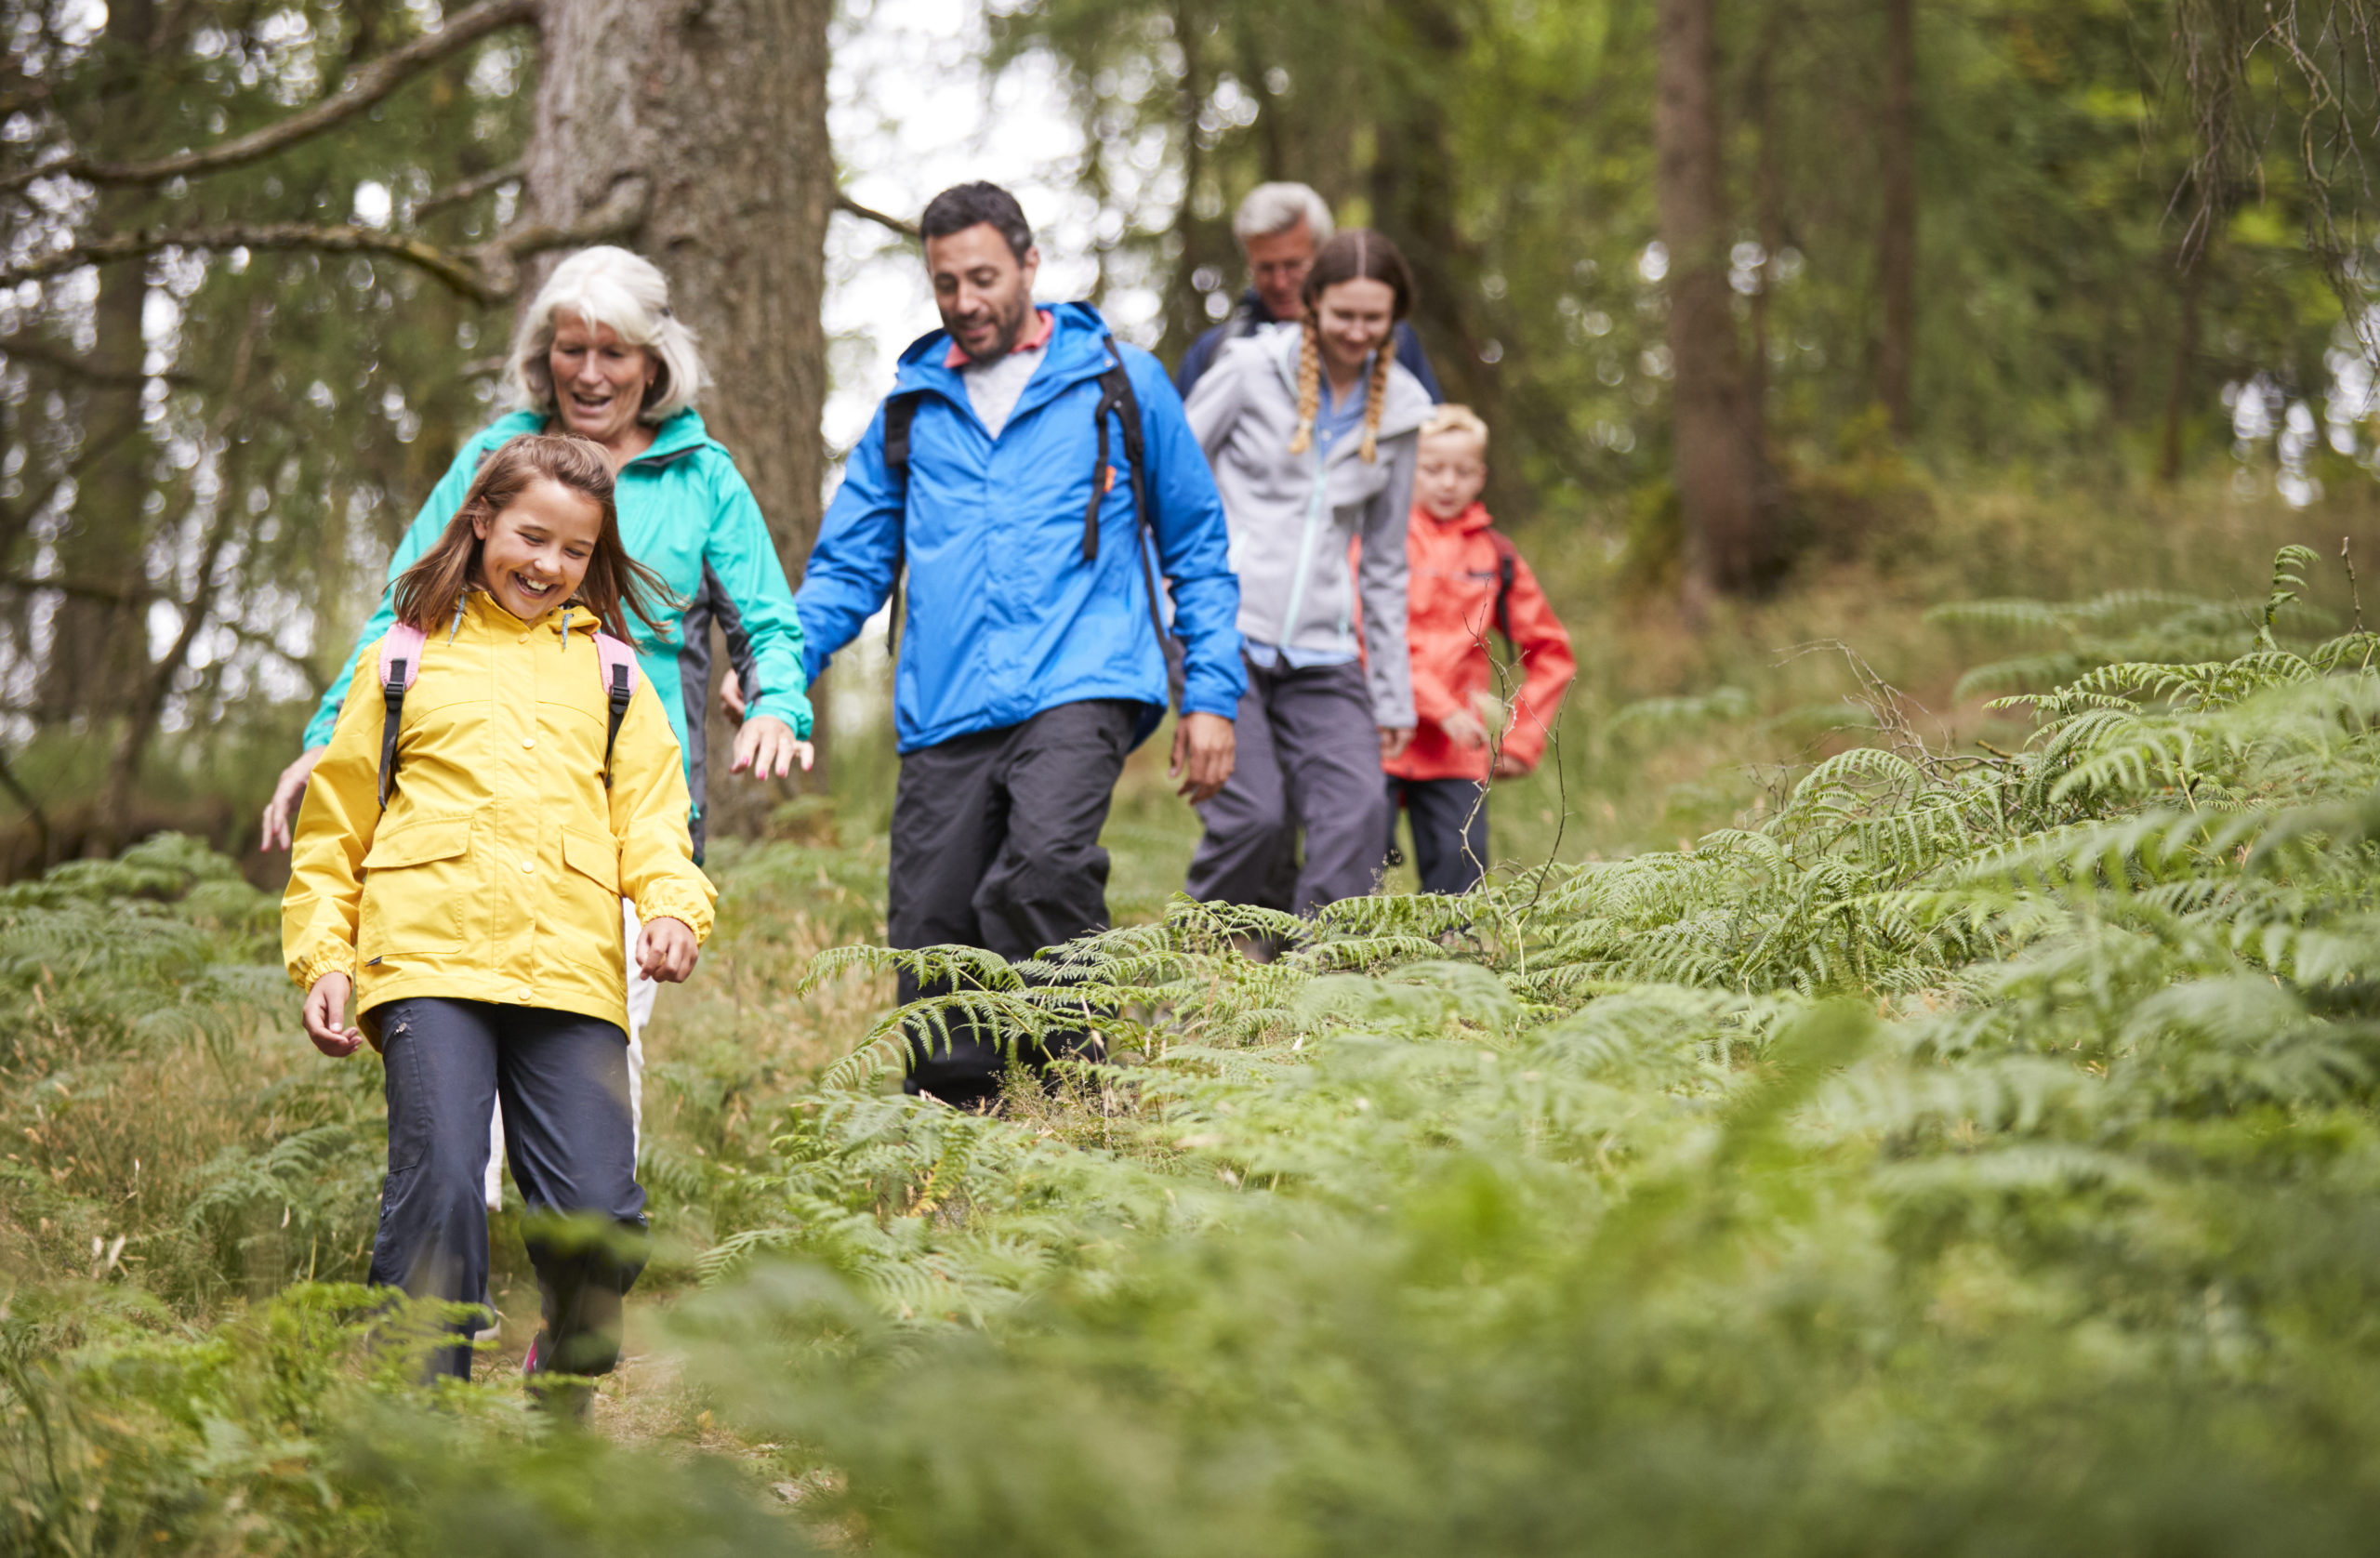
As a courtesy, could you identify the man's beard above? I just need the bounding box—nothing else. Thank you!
[950,290,1030,363]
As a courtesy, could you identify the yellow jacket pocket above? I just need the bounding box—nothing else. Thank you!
[360,814,470,957]
[562,828,621,893]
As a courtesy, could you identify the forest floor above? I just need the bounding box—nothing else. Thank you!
[11,471,2380,1553]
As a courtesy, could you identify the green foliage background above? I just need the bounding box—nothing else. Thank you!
[13,546,2380,1551]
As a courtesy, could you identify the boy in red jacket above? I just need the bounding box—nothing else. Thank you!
[1383,406,1576,893]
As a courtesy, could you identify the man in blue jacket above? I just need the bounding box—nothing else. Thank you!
[797,182,1244,1110]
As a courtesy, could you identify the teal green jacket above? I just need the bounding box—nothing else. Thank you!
[302,409,813,848]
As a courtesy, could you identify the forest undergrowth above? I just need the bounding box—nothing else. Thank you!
[12,547,2380,1553]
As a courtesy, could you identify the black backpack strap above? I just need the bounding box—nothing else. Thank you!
[1095,337,1180,712]
[880,390,919,659]
[1080,363,1135,563]
[1488,530,1519,651]
[377,662,408,809]
[602,662,632,788]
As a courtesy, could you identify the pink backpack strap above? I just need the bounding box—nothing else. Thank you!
[592,631,640,787]
[377,622,428,691]
[374,623,430,808]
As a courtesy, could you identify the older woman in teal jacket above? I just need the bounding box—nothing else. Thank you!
[260,244,813,1201]
[261,244,813,853]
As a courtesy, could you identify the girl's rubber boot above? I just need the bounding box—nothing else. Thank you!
[522,1331,593,1423]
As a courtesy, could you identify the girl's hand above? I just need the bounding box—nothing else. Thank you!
[1437,708,1490,750]
[1491,751,1533,779]
[638,917,700,983]
[1379,726,1415,761]
[261,746,326,852]
[719,673,748,725]
[303,972,365,1057]
[730,713,813,781]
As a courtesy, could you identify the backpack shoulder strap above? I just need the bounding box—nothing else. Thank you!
[592,631,640,788]
[1095,337,1181,713]
[880,390,920,659]
[881,390,920,486]
[1486,530,1519,649]
[375,623,429,809]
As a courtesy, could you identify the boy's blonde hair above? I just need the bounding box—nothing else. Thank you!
[1421,403,1490,453]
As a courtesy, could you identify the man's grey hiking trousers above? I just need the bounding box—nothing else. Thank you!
[888,698,1140,1111]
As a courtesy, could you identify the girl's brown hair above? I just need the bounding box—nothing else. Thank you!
[1289,228,1417,465]
[391,434,671,640]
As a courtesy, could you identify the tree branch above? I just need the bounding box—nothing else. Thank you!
[0,332,202,388]
[0,0,540,195]
[0,175,650,306]
[413,160,524,221]
[0,222,502,301]
[837,191,919,241]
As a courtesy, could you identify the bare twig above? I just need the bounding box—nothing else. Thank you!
[0,332,202,388]
[0,176,649,305]
[0,0,540,195]
[2345,535,2364,632]
[413,161,524,221]
[837,191,920,241]
[0,222,497,301]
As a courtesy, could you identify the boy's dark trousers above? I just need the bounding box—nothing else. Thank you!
[1385,775,1490,895]
[886,699,1141,1110]
[369,997,647,1381]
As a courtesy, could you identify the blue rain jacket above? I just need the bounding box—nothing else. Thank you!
[797,302,1244,753]
[302,407,813,835]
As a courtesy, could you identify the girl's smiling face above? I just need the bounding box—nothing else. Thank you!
[472,477,605,621]
[1314,276,1397,382]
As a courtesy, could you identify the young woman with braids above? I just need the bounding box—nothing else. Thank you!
[1182,230,1435,915]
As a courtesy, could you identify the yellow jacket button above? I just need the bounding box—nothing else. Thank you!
[519,860,535,874]
[522,736,536,749]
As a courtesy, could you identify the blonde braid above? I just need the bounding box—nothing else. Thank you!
[1358,333,1394,463]
[1287,318,1323,456]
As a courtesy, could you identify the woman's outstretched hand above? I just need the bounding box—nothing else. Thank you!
[303,972,364,1057]
[730,713,813,781]
[261,747,326,852]
[638,917,700,983]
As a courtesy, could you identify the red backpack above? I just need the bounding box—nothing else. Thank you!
[374,611,641,807]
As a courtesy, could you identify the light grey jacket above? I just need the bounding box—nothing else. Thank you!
[1183,325,1433,727]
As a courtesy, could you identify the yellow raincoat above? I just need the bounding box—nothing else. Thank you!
[283,590,717,1038]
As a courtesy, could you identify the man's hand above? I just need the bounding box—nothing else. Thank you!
[637,917,700,983]
[1379,726,1415,762]
[1437,708,1490,750]
[730,714,813,781]
[261,746,326,852]
[303,972,364,1057]
[1491,751,1533,779]
[1170,711,1236,803]
[719,674,748,725]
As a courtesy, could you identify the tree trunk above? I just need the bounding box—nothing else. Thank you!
[37,0,160,729]
[1876,0,1917,436]
[1373,0,1495,430]
[2158,254,2205,484]
[1654,0,1775,597]
[525,0,833,825]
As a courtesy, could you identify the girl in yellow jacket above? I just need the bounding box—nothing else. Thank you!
[283,433,715,1401]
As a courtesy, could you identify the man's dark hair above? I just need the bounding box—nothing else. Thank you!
[919,182,1035,262]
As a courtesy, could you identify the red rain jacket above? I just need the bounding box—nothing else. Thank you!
[1384,502,1576,783]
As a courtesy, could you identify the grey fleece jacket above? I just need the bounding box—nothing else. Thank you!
[1183,325,1433,728]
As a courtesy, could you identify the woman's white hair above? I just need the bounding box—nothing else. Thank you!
[1233,182,1335,247]
[508,245,708,425]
